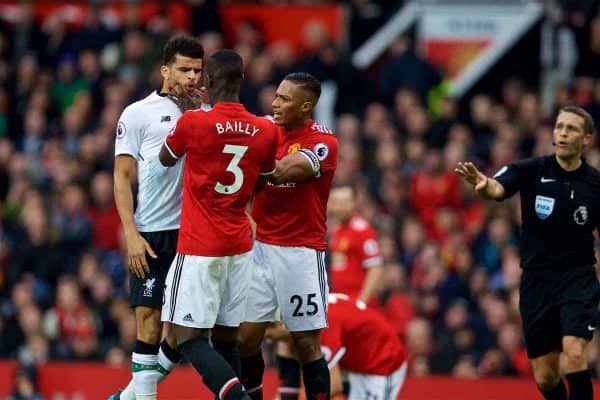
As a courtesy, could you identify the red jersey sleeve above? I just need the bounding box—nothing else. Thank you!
[165,110,194,158]
[320,322,345,367]
[359,229,383,268]
[302,134,338,176]
[260,126,279,175]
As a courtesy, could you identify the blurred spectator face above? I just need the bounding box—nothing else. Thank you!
[490,104,509,129]
[57,278,81,312]
[18,54,38,86]
[497,122,520,145]
[23,109,46,137]
[236,20,263,49]
[11,281,34,310]
[383,263,406,291]
[90,171,113,208]
[447,124,472,146]
[60,185,87,216]
[79,49,100,78]
[443,142,466,172]
[123,31,147,62]
[269,40,295,69]
[470,95,492,126]
[379,234,398,263]
[484,298,509,332]
[498,323,521,355]
[590,17,600,50]
[17,304,41,337]
[57,56,77,84]
[200,32,223,58]
[328,186,355,222]
[469,268,489,299]
[336,114,360,143]
[375,140,400,170]
[423,149,442,173]
[78,253,100,288]
[405,318,432,356]
[303,20,328,52]
[90,273,113,304]
[489,139,516,170]
[533,125,554,157]
[62,106,85,137]
[0,137,13,165]
[248,54,274,85]
[488,217,511,246]
[586,148,600,170]
[400,218,425,252]
[106,346,128,367]
[258,85,276,116]
[404,137,426,164]
[502,79,523,111]
[439,97,457,119]
[28,87,51,112]
[405,107,429,138]
[20,334,49,364]
[363,103,389,137]
[394,88,419,120]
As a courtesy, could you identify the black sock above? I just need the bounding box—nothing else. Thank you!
[539,380,567,400]
[566,370,593,400]
[160,339,182,363]
[302,357,330,400]
[134,340,159,355]
[240,352,265,400]
[276,355,301,400]
[179,336,248,400]
[213,340,242,377]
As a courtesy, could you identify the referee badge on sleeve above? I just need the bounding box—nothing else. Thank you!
[535,195,555,220]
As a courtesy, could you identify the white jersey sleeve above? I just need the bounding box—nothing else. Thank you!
[114,104,145,159]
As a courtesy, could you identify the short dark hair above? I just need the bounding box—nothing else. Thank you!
[559,105,595,135]
[162,35,204,65]
[205,49,244,93]
[283,72,321,103]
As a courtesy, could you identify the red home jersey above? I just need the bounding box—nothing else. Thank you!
[321,293,406,375]
[330,215,382,299]
[165,103,278,256]
[252,119,338,250]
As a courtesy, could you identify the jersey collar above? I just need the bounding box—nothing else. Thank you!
[285,119,314,138]
[550,154,587,177]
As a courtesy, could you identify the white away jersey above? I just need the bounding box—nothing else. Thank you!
[114,91,185,232]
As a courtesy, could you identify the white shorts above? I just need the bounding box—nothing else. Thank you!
[244,241,329,332]
[162,251,253,328]
[348,362,407,400]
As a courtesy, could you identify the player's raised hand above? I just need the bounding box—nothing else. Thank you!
[168,83,203,112]
[455,161,488,190]
[126,232,157,278]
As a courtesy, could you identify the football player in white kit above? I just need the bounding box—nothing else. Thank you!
[109,36,205,400]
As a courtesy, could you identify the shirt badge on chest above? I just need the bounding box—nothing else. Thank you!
[573,206,588,225]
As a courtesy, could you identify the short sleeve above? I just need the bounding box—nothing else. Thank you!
[165,111,193,158]
[302,135,338,177]
[360,230,383,268]
[260,126,279,175]
[114,105,144,159]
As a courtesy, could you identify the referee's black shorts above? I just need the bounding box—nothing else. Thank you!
[519,265,600,359]
[129,229,178,309]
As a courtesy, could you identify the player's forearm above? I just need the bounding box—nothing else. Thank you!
[477,177,505,200]
[330,365,344,397]
[113,172,138,236]
[359,265,383,304]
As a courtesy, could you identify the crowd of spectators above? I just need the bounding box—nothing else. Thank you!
[0,1,599,396]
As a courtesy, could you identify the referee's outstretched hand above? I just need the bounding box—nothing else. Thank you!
[455,161,488,190]
[127,232,157,278]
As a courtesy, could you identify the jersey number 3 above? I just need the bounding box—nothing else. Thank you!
[215,144,248,195]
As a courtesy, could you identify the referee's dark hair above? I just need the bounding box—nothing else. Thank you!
[162,35,204,65]
[559,105,595,135]
[283,72,322,104]
[205,49,244,94]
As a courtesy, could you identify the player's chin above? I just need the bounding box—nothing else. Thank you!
[272,114,285,125]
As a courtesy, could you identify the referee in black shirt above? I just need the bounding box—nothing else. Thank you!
[456,105,600,400]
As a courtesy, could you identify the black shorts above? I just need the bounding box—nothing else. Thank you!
[129,230,178,309]
[519,265,600,359]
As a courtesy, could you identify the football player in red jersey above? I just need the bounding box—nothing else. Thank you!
[158,50,279,400]
[238,73,338,400]
[267,293,407,400]
[328,184,383,308]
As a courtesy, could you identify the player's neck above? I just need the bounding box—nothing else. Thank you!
[210,92,239,105]
[555,153,582,171]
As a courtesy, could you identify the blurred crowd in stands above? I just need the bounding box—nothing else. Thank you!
[0,1,599,397]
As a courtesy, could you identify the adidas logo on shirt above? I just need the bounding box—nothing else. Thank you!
[183,313,194,322]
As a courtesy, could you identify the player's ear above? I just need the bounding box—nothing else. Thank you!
[583,132,592,147]
[301,101,313,114]
[160,65,170,81]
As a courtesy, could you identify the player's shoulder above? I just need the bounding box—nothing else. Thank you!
[308,121,337,140]
[349,215,372,232]
[583,163,600,186]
